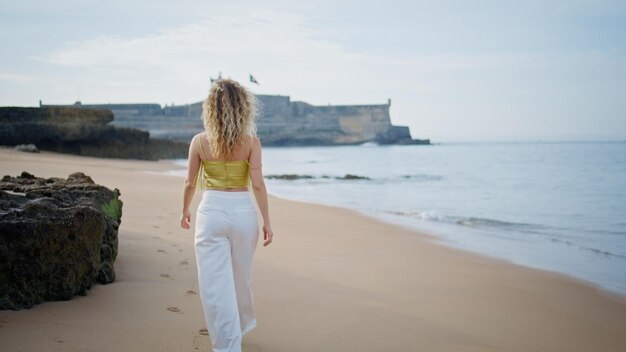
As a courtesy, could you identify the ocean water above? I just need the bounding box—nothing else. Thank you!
[174,141,626,296]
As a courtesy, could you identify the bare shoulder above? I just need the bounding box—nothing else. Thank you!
[192,132,209,147]
[249,135,262,155]
[189,133,206,156]
[192,131,207,142]
[247,135,261,158]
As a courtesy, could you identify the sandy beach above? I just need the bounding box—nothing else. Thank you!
[1,147,625,352]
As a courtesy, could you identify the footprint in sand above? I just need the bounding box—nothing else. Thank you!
[171,243,178,247]
[167,231,173,235]
[160,273,171,278]
[186,290,197,295]
[157,249,167,254]
[180,259,189,265]
[166,306,181,313]
[199,328,209,335]
[179,249,183,252]
[153,225,160,229]
[193,335,202,350]
[153,236,161,240]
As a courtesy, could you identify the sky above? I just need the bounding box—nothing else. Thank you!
[1,0,625,142]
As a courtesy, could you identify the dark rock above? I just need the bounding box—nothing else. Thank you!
[0,106,188,160]
[0,172,122,310]
[14,144,40,153]
[265,174,315,180]
[376,126,430,145]
[336,174,371,180]
[19,171,35,179]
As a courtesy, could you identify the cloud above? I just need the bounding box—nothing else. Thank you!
[38,11,342,75]
[0,73,36,85]
[35,8,561,102]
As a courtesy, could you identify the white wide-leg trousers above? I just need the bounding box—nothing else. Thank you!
[194,190,260,352]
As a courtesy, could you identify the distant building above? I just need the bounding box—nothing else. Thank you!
[43,95,429,146]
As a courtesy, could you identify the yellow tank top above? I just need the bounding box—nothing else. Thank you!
[197,159,251,189]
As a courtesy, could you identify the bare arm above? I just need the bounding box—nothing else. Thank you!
[249,136,273,246]
[180,135,202,229]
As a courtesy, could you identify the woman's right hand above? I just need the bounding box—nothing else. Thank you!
[263,223,273,247]
[180,209,191,229]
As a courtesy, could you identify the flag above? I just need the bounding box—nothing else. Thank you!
[210,72,223,85]
[249,74,259,85]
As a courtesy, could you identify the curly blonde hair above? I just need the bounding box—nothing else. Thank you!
[201,79,259,159]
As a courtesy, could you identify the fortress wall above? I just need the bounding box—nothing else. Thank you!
[110,101,203,133]
[189,103,203,118]
[333,105,391,140]
[257,95,293,123]
[163,106,190,116]
[258,95,290,111]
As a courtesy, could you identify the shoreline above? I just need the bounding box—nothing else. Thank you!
[265,191,626,304]
[357,207,626,300]
[1,148,626,351]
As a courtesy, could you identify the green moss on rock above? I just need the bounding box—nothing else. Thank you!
[102,197,122,223]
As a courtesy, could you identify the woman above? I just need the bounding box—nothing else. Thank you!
[180,79,274,352]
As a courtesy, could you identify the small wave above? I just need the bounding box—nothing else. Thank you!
[387,210,544,232]
[360,142,379,147]
[387,209,451,222]
[455,217,544,232]
[388,210,626,260]
[579,246,626,259]
[549,238,626,259]
[578,228,626,236]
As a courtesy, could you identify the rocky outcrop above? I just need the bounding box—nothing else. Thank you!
[375,126,430,145]
[0,106,189,160]
[0,172,122,310]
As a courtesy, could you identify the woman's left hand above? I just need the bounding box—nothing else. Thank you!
[180,210,191,229]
